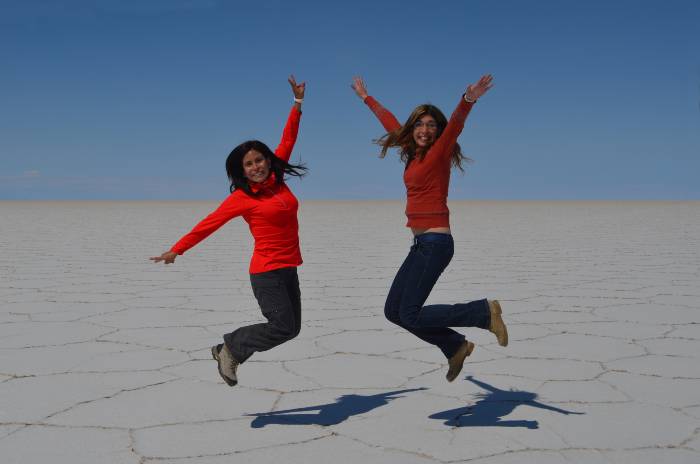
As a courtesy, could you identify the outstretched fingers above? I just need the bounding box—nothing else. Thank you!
[477,74,494,92]
[466,74,494,101]
[351,76,368,99]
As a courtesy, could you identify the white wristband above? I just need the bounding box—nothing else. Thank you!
[463,94,476,104]
[294,97,304,104]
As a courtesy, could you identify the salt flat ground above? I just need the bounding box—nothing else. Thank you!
[1,200,699,464]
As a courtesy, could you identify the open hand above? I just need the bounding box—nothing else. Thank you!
[465,74,494,101]
[351,76,368,100]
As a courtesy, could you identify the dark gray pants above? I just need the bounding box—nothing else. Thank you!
[224,266,301,363]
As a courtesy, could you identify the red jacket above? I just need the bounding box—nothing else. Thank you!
[170,106,302,274]
[364,96,474,228]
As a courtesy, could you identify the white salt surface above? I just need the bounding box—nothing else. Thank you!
[1,200,699,463]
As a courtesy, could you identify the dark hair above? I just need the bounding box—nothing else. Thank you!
[225,140,307,194]
[376,104,471,171]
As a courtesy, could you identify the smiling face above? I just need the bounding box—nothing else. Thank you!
[412,114,439,150]
[242,149,271,183]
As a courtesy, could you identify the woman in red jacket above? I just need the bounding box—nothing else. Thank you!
[151,76,307,387]
[351,74,508,382]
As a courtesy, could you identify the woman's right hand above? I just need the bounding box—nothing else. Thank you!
[150,251,177,264]
[351,76,368,100]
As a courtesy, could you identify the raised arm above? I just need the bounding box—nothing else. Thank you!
[430,74,494,160]
[352,76,401,132]
[274,75,305,163]
[528,400,584,415]
[150,194,248,264]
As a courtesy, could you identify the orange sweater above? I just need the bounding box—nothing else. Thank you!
[170,106,302,274]
[364,96,474,228]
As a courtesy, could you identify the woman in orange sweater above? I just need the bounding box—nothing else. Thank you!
[151,76,307,387]
[352,74,508,382]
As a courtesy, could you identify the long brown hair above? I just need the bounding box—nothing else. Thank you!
[376,104,471,171]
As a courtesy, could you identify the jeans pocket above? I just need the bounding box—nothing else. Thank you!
[416,242,435,259]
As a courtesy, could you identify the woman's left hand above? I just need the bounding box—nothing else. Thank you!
[288,75,306,100]
[465,74,494,102]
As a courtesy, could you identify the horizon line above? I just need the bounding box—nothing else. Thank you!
[2,198,699,203]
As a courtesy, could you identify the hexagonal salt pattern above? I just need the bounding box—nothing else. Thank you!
[1,200,698,463]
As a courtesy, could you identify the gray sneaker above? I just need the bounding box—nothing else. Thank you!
[212,344,238,386]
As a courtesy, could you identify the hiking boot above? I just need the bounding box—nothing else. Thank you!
[488,299,508,347]
[446,340,475,382]
[211,343,238,386]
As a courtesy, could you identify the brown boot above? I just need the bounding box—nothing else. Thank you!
[488,300,508,347]
[446,340,475,382]
[212,344,239,386]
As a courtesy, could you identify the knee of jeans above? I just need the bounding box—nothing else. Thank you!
[384,300,401,324]
[398,305,420,328]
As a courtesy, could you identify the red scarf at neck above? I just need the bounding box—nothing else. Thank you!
[248,172,278,194]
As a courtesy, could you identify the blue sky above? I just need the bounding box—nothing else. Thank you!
[2,0,699,200]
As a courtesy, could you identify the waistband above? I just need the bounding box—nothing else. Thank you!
[413,232,453,245]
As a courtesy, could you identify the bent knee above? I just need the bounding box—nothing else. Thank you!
[269,314,300,342]
[384,304,402,325]
[398,308,420,328]
[279,320,301,341]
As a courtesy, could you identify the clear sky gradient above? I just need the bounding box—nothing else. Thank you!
[2,0,699,200]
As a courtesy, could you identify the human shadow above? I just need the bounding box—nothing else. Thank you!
[430,376,584,429]
[247,387,427,428]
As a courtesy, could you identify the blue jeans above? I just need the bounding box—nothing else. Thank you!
[384,233,491,359]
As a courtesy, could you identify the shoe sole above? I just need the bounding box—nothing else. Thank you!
[212,345,237,387]
[490,300,509,347]
[446,341,475,382]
